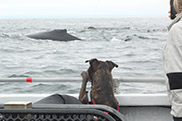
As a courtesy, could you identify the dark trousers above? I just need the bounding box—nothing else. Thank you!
[173,117,182,121]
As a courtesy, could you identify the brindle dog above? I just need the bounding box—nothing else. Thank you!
[79,58,119,110]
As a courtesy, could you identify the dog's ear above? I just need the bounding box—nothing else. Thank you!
[106,61,118,71]
[85,58,99,80]
[85,58,99,66]
[85,58,99,72]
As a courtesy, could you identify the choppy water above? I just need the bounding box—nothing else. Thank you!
[0,17,170,94]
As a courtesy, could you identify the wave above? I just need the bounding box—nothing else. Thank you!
[8,74,29,78]
[0,32,24,40]
[124,36,133,41]
[146,28,167,33]
[80,26,131,32]
[110,37,121,42]
[81,26,167,34]
[0,81,81,94]
[0,33,10,38]
[123,34,159,41]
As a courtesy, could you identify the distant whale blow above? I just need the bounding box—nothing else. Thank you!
[27,29,81,41]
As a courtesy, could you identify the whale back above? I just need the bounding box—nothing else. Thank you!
[27,29,81,41]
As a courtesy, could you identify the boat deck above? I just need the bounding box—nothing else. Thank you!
[0,78,173,121]
[0,94,172,121]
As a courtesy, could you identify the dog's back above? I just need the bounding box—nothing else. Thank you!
[86,59,119,110]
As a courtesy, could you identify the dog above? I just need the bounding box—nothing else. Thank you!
[79,58,119,111]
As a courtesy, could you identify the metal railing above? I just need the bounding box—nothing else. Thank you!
[0,104,125,121]
[0,77,165,83]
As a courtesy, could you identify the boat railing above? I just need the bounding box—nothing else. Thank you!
[0,104,125,121]
[0,78,170,107]
[0,77,165,94]
[0,77,165,82]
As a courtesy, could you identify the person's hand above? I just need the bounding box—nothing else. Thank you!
[168,11,171,18]
[168,10,178,19]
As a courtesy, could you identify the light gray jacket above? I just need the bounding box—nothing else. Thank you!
[163,12,182,117]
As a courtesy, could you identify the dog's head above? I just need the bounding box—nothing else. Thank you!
[85,58,118,81]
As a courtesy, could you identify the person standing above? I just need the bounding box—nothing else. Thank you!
[163,0,182,120]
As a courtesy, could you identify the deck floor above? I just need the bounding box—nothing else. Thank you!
[120,106,172,121]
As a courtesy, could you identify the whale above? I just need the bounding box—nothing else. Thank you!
[27,29,81,41]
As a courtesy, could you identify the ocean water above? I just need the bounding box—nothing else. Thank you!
[0,17,170,94]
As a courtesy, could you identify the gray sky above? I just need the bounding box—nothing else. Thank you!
[0,0,169,18]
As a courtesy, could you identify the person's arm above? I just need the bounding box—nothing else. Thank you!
[165,24,182,90]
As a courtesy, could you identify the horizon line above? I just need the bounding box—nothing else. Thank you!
[0,15,168,19]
